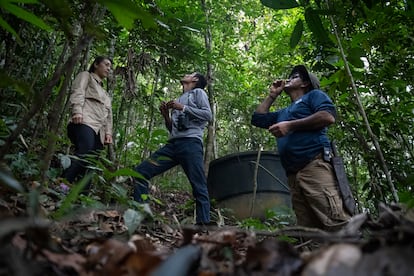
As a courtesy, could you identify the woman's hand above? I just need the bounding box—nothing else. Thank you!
[72,113,83,124]
[104,134,113,144]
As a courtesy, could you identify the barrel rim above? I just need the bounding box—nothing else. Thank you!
[210,190,291,202]
[209,150,280,166]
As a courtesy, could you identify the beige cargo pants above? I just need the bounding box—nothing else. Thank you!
[288,156,351,232]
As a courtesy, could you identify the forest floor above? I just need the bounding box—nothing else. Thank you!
[1,180,414,276]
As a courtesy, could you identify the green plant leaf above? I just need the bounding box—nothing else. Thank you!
[58,154,71,170]
[0,16,22,44]
[0,70,32,97]
[261,0,299,9]
[27,187,40,216]
[98,0,156,29]
[52,173,93,219]
[123,208,144,236]
[0,217,49,241]
[304,7,332,45]
[3,2,52,31]
[399,190,414,209]
[9,0,39,3]
[107,167,144,179]
[0,169,24,192]
[289,19,303,48]
[347,47,365,68]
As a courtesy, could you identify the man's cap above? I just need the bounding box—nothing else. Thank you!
[290,65,320,90]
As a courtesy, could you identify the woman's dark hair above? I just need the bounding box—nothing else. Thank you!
[88,56,111,73]
[193,72,207,89]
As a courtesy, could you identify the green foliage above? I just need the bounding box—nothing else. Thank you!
[322,0,414,207]
[0,167,24,192]
[0,0,51,44]
[304,7,333,46]
[261,0,299,10]
[399,190,414,209]
[98,0,156,29]
[154,167,191,193]
[0,0,413,225]
[123,208,145,236]
[290,19,303,48]
[5,152,40,180]
[0,70,32,97]
[52,173,93,219]
[238,207,295,232]
[238,217,269,230]
[347,47,365,68]
[260,0,335,48]
[398,174,414,209]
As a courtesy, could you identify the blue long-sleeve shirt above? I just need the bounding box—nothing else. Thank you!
[251,89,336,174]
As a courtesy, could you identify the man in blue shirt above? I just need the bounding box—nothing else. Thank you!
[251,65,350,231]
[133,72,212,226]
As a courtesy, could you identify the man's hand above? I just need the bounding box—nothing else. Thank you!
[159,101,170,116]
[72,113,83,124]
[167,100,184,111]
[269,80,285,99]
[269,121,291,137]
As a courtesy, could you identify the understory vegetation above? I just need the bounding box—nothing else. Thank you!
[0,0,413,230]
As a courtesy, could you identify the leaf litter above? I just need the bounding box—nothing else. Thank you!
[1,182,414,276]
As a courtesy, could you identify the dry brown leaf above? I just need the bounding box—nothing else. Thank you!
[355,246,414,276]
[128,234,156,252]
[94,210,121,219]
[244,238,302,274]
[302,243,361,276]
[85,239,134,275]
[98,221,116,233]
[197,230,239,275]
[42,249,87,274]
[123,250,165,276]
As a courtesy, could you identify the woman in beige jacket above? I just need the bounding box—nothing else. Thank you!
[62,56,113,184]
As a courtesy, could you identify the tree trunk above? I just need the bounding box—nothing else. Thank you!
[39,34,94,182]
[0,36,90,160]
[143,67,160,159]
[38,3,107,180]
[106,36,117,164]
[327,9,398,202]
[200,0,216,177]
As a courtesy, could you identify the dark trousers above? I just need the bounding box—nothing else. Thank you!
[62,123,103,183]
[133,138,211,224]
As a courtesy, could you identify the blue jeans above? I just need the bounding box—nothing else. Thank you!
[133,138,210,224]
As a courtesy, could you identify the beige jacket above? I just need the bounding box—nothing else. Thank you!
[69,71,113,145]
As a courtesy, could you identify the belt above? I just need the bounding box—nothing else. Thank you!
[314,151,332,162]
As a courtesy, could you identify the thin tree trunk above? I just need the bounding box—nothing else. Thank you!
[327,2,398,202]
[0,35,91,160]
[143,68,160,159]
[39,2,107,180]
[200,0,216,177]
[40,34,94,181]
[106,36,117,164]
[250,148,261,217]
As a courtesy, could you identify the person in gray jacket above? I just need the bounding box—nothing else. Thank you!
[133,72,212,225]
